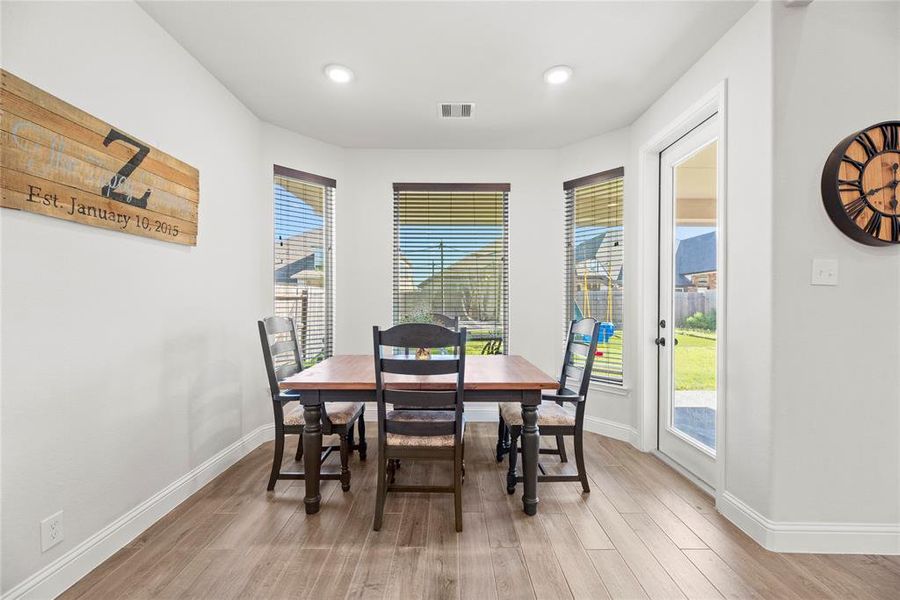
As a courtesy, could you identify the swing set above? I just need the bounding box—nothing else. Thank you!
[577,263,616,355]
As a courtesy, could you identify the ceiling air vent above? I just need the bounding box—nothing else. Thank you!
[439,102,474,119]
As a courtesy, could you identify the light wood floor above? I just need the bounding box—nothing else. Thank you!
[61,424,900,599]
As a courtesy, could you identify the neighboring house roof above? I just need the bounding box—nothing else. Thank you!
[574,232,624,284]
[275,253,316,283]
[417,239,503,289]
[675,231,716,286]
[575,232,608,262]
[274,228,323,283]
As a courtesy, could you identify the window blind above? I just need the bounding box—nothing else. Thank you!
[564,168,625,384]
[393,183,510,355]
[274,165,335,366]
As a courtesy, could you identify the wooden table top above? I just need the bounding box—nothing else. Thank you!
[280,354,559,391]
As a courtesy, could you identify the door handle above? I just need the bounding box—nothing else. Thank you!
[655,337,666,347]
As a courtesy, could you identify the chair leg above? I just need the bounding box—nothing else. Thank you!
[496,417,508,462]
[339,433,351,492]
[373,453,387,531]
[574,429,590,493]
[461,440,466,483]
[294,435,304,461]
[358,411,367,461]
[507,428,519,494]
[454,448,464,532]
[347,423,355,455]
[268,429,285,491]
[556,435,569,463]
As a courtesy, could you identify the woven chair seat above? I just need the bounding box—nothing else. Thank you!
[499,401,575,427]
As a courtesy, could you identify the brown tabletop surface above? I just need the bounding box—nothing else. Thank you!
[280,354,559,392]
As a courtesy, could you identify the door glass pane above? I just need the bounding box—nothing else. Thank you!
[671,141,717,451]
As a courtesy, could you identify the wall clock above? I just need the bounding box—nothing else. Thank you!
[821,120,900,246]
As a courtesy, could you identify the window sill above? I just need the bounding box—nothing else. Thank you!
[588,381,631,397]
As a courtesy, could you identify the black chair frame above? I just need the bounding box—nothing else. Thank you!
[372,323,467,532]
[258,316,366,493]
[500,318,600,494]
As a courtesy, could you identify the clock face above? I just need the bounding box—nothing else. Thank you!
[822,121,900,246]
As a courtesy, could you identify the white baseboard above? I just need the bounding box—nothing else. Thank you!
[582,415,640,446]
[2,423,275,600]
[718,491,900,555]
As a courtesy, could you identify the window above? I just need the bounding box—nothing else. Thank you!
[273,165,335,366]
[564,168,624,384]
[393,183,510,355]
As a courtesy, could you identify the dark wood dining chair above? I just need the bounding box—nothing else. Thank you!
[394,313,459,411]
[498,318,600,494]
[372,324,467,532]
[258,316,366,492]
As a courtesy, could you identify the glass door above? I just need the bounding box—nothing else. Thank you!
[658,115,720,488]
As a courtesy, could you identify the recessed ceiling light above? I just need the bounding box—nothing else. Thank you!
[324,64,354,83]
[543,65,573,85]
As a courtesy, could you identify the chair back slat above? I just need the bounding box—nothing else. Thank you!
[381,358,459,376]
[384,389,458,409]
[258,316,303,400]
[564,364,585,384]
[270,339,297,357]
[571,318,597,335]
[385,419,455,437]
[559,318,601,402]
[261,315,294,335]
[275,362,301,381]
[373,324,466,443]
[568,341,591,358]
[379,323,461,349]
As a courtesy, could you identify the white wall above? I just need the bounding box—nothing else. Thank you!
[0,1,269,593]
[338,149,561,377]
[769,1,900,528]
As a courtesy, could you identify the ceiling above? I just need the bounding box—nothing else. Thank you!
[140,1,753,149]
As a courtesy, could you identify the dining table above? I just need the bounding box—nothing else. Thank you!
[280,354,559,516]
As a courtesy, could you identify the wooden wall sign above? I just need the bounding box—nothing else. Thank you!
[1,69,199,245]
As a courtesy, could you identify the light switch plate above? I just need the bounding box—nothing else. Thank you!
[811,258,839,286]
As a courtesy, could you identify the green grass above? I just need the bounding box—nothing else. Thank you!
[674,329,717,390]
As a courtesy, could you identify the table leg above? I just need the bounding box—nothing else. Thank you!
[521,403,539,516]
[303,402,323,514]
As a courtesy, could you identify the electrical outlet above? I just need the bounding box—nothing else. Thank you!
[41,511,64,552]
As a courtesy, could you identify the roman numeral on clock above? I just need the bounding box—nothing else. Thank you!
[839,178,862,193]
[863,211,881,237]
[841,156,865,172]
[857,132,880,159]
[891,216,900,243]
[880,125,899,151]
[844,196,868,221]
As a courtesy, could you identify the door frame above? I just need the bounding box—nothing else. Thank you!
[658,115,720,487]
[635,81,728,498]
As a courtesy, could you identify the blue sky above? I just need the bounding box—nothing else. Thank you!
[676,225,715,241]
[274,183,323,239]
[399,225,502,285]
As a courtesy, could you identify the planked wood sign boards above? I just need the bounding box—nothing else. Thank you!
[0,69,199,245]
